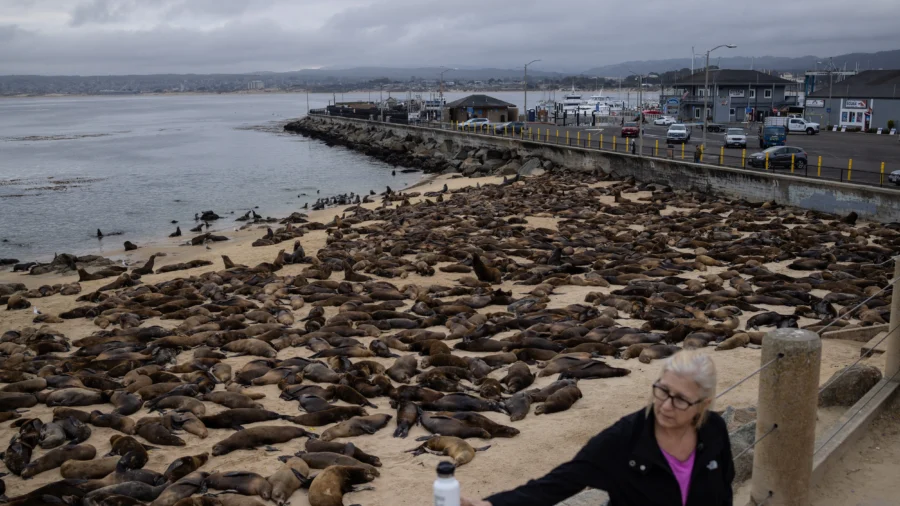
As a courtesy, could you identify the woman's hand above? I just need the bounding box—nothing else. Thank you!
[461,497,492,506]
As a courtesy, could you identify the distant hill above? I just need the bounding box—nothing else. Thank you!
[583,49,900,77]
[285,66,563,81]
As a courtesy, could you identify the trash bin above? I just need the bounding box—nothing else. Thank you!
[528,110,536,122]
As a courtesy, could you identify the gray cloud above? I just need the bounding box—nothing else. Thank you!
[1,0,898,75]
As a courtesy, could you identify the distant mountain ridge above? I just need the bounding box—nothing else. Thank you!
[583,49,900,76]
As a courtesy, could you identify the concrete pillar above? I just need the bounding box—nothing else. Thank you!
[749,329,821,506]
[883,257,900,380]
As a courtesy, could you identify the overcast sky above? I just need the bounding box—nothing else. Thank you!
[1,0,898,75]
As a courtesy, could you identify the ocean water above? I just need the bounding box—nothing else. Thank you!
[0,93,422,261]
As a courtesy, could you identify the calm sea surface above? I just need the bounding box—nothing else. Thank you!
[0,93,423,261]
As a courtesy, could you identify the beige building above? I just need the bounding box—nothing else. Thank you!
[443,94,518,123]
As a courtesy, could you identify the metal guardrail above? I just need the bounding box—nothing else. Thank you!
[307,111,898,190]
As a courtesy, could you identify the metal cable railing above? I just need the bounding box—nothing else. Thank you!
[733,424,778,460]
[818,323,899,395]
[717,354,784,400]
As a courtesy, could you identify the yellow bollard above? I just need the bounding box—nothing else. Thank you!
[588,133,592,148]
[720,146,724,165]
[546,129,549,142]
[881,162,886,185]
[566,131,570,146]
[537,127,541,139]
[600,134,604,149]
[791,154,795,173]
[817,156,822,176]
[556,130,559,144]
[577,131,580,146]
[765,152,769,170]
[613,136,617,151]
[655,139,659,157]
[681,143,685,160]
[847,159,853,181]
[741,149,746,168]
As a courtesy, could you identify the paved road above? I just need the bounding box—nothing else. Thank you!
[507,122,899,188]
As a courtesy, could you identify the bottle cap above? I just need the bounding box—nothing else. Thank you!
[437,461,456,477]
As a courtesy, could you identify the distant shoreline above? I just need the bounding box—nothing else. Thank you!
[0,87,649,100]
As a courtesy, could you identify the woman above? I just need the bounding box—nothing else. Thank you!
[463,350,734,506]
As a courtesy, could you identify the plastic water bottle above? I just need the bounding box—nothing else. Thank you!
[434,461,460,506]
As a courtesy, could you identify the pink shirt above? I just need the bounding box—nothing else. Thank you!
[661,449,695,506]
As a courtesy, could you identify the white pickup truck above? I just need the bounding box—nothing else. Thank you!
[764,116,820,135]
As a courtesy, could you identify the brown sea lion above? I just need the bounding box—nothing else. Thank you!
[149,471,209,506]
[212,426,317,456]
[439,412,520,438]
[164,453,209,482]
[535,385,583,415]
[288,406,369,427]
[420,413,491,439]
[477,378,505,400]
[60,455,120,479]
[199,409,286,430]
[206,472,272,500]
[136,421,185,447]
[201,391,262,410]
[90,411,137,435]
[558,361,631,380]
[304,439,382,467]
[420,393,505,413]
[291,452,379,476]
[472,253,502,284]
[638,344,681,364]
[147,395,206,416]
[106,435,151,468]
[320,414,393,442]
[499,362,535,393]
[307,465,377,506]
[393,401,420,438]
[716,332,751,350]
[268,457,310,506]
[406,435,490,466]
[526,379,578,403]
[505,392,532,422]
[110,391,143,416]
[21,443,96,479]
[385,354,419,383]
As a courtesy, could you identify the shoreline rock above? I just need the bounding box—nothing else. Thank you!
[284,117,560,178]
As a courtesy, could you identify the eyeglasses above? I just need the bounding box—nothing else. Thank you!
[653,382,703,411]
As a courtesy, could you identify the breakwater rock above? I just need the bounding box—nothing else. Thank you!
[284,117,557,177]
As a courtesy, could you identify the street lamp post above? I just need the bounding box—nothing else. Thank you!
[524,59,541,123]
[439,67,455,123]
[702,44,737,154]
[638,73,658,157]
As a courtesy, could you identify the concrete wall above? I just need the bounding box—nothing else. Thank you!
[307,115,900,222]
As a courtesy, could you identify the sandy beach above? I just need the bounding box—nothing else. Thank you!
[0,171,891,506]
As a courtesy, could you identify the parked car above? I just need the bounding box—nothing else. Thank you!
[666,124,691,143]
[495,121,528,134]
[724,128,747,149]
[748,146,808,170]
[765,116,820,135]
[889,170,900,186]
[758,125,787,148]
[621,121,640,138]
[704,123,725,133]
[458,118,490,130]
[653,116,676,126]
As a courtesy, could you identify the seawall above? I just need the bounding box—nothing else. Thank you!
[285,115,900,223]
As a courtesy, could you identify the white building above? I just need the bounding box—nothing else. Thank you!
[248,80,265,90]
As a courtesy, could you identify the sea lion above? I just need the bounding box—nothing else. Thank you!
[439,412,519,438]
[298,394,334,413]
[45,387,108,406]
[393,401,420,438]
[472,253,502,284]
[21,443,96,479]
[307,465,377,506]
[406,435,490,466]
[106,434,152,467]
[716,332,751,351]
[84,481,169,504]
[110,391,143,416]
[149,471,209,506]
[147,395,206,416]
[526,379,578,403]
[638,344,681,364]
[205,472,272,500]
[291,452,379,476]
[136,421,185,446]
[201,391,262,410]
[420,393,505,413]
[267,457,310,506]
[3,435,33,476]
[286,406,369,427]
[385,355,420,383]
[420,412,491,439]
[164,453,209,482]
[320,414,393,442]
[90,411,137,434]
[499,362,535,393]
[558,361,631,380]
[304,439,382,467]
[328,385,377,408]
[212,426,318,456]
[60,415,92,443]
[505,392,532,422]
[60,456,120,479]
[199,409,286,430]
[535,385,583,415]
[38,421,67,449]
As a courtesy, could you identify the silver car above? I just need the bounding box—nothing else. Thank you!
[666,124,690,143]
[725,128,747,148]
[889,170,900,186]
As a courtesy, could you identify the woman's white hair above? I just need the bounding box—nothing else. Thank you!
[649,350,718,427]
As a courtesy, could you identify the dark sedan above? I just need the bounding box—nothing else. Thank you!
[748,146,808,170]
[495,121,528,134]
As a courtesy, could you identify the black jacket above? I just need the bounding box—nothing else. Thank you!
[485,408,734,506]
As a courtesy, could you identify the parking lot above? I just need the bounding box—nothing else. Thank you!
[509,121,900,188]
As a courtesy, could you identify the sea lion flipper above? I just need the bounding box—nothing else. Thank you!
[351,485,375,493]
[264,446,279,452]
[231,424,246,431]
[342,443,356,456]
[475,445,492,452]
